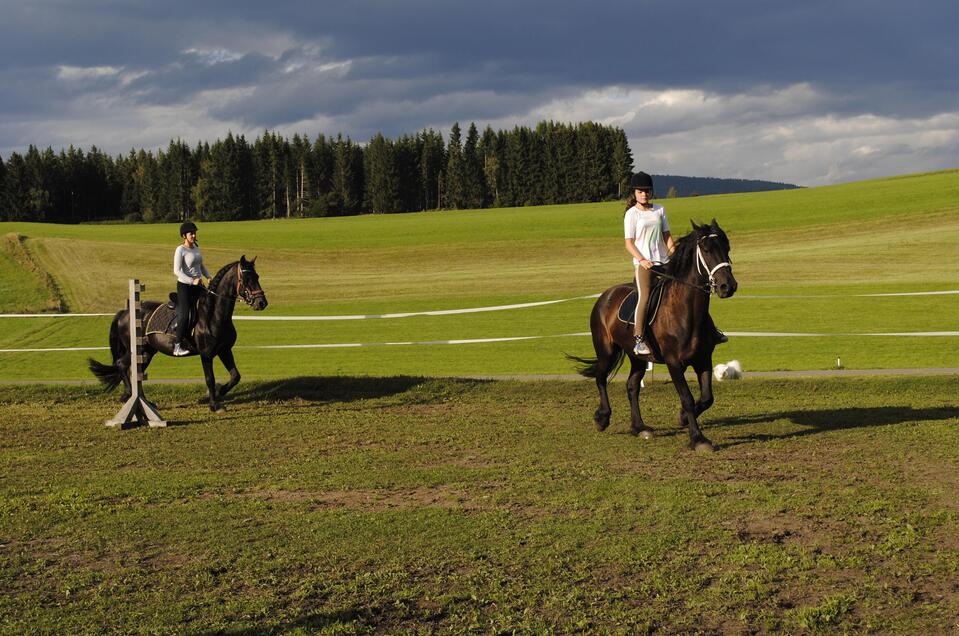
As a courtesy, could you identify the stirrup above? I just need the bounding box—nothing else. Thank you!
[716,330,729,344]
[633,336,650,355]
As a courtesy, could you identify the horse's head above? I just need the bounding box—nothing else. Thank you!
[237,255,268,311]
[692,219,737,298]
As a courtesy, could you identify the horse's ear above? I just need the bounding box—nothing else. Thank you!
[690,219,700,230]
[250,256,257,265]
[710,217,719,229]
[240,254,248,265]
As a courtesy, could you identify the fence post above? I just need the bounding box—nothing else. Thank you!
[105,279,167,428]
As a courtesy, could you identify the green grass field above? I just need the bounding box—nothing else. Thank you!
[2,377,957,633]
[1,168,957,381]
[2,171,958,633]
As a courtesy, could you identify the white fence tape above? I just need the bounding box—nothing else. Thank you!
[1,289,956,321]
[3,330,958,354]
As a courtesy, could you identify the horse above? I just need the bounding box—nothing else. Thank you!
[570,220,737,451]
[88,256,268,412]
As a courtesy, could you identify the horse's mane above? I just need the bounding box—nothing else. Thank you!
[209,260,240,292]
[664,222,729,278]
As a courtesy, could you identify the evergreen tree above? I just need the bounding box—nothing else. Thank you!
[332,135,363,215]
[309,134,335,216]
[393,134,420,213]
[462,123,485,210]
[444,122,465,209]
[363,133,398,213]
[478,126,499,208]
[610,127,633,198]
[0,154,7,221]
[417,129,445,210]
[2,153,31,221]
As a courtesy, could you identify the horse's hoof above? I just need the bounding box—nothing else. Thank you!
[638,429,654,440]
[694,441,715,452]
[595,419,610,432]
[211,403,227,414]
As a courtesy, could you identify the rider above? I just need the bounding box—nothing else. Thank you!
[623,172,675,355]
[172,221,210,356]
[623,172,728,355]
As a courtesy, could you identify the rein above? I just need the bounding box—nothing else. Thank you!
[204,262,264,305]
[654,234,731,295]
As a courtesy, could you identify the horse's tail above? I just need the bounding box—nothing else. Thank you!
[87,311,125,391]
[565,350,625,379]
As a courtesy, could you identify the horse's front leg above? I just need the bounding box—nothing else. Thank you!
[692,356,715,418]
[666,363,714,452]
[626,356,653,439]
[215,348,241,401]
[200,355,224,412]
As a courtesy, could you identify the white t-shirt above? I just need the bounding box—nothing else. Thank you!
[173,245,211,284]
[624,204,671,265]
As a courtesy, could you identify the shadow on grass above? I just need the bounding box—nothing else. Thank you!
[225,375,493,406]
[708,406,958,448]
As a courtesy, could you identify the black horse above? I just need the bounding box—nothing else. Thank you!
[89,256,268,412]
[571,221,737,451]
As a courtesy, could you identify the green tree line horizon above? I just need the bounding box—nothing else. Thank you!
[0,121,634,223]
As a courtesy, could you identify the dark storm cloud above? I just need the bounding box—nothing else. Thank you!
[0,0,957,184]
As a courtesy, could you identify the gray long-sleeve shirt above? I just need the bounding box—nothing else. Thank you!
[173,245,211,284]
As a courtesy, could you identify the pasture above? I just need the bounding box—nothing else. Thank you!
[1,169,958,632]
[2,376,958,633]
[1,169,958,380]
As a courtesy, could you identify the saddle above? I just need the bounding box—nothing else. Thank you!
[144,292,199,338]
[617,270,668,326]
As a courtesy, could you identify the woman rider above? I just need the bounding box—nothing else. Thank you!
[172,221,210,356]
[623,172,674,355]
[623,172,727,355]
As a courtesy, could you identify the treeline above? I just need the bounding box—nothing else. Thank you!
[655,174,799,198]
[0,121,633,223]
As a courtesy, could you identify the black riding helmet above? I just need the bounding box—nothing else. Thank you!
[629,172,655,196]
[179,221,198,237]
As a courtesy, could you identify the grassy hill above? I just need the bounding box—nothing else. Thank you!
[0,168,957,379]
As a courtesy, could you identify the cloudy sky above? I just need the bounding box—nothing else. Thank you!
[1,0,957,186]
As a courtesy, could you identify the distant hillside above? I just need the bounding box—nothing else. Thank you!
[652,174,799,198]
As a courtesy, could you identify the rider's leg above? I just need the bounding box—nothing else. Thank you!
[174,281,192,355]
[633,265,652,354]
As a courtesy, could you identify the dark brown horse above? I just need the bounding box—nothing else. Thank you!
[571,220,737,451]
[89,256,268,412]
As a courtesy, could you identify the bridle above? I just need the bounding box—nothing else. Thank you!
[653,233,732,295]
[206,262,265,306]
[696,234,732,295]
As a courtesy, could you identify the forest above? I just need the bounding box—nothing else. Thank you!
[0,121,634,223]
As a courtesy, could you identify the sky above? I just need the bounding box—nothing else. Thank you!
[1,0,957,187]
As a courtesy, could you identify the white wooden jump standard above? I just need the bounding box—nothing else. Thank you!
[105,279,166,428]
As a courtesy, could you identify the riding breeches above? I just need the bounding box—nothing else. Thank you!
[633,265,652,339]
[175,281,203,344]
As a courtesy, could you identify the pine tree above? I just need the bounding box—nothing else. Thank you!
[444,122,465,209]
[610,127,633,198]
[363,133,398,213]
[418,129,445,210]
[0,154,7,221]
[463,123,485,209]
[332,135,363,215]
[310,134,335,216]
[478,126,499,208]
[2,153,31,221]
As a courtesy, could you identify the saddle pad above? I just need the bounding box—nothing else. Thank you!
[145,303,178,336]
[617,281,666,326]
